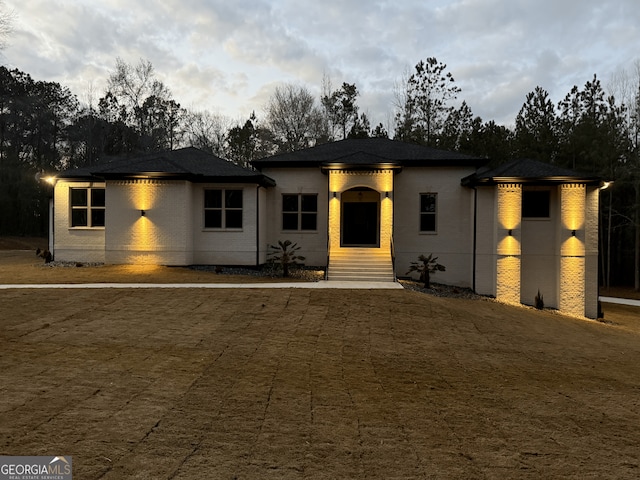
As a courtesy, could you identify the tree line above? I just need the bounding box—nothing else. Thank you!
[0,55,639,289]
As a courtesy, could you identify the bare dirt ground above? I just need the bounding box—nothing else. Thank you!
[1,250,640,479]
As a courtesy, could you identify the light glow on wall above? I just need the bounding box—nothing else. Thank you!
[560,184,586,258]
[495,184,522,303]
[327,169,394,251]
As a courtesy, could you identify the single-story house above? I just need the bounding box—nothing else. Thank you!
[49,138,602,318]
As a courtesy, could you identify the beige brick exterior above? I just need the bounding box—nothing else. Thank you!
[260,168,329,266]
[52,160,600,319]
[53,180,106,263]
[520,187,559,308]
[394,167,476,288]
[495,184,522,304]
[53,179,263,266]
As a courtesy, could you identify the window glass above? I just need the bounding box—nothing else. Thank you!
[91,209,105,227]
[71,209,88,227]
[225,190,243,209]
[282,195,298,212]
[420,214,436,232]
[301,213,317,230]
[420,194,436,213]
[225,210,242,229]
[420,193,437,232]
[204,190,222,209]
[301,195,317,212]
[91,189,105,207]
[283,213,298,230]
[522,191,550,218]
[71,189,87,207]
[204,209,222,228]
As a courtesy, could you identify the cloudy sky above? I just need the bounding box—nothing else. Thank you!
[2,0,639,129]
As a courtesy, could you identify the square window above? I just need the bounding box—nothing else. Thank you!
[204,189,243,229]
[70,187,104,227]
[522,191,550,218]
[282,194,317,231]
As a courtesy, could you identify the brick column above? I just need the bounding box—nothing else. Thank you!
[496,184,522,304]
[559,184,587,317]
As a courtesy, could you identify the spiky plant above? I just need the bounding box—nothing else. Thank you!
[535,290,544,310]
[268,240,305,278]
[406,253,445,289]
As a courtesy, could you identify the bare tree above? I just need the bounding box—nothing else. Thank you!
[102,57,182,151]
[265,83,324,152]
[183,109,231,157]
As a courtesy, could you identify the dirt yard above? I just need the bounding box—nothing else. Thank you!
[1,250,640,479]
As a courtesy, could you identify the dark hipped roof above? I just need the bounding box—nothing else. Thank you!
[461,158,602,186]
[56,147,275,187]
[251,138,486,169]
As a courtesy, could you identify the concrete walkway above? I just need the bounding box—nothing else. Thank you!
[599,296,640,307]
[0,280,404,290]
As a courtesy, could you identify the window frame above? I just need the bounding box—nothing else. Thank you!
[70,187,105,228]
[419,192,438,233]
[281,193,318,232]
[203,188,244,230]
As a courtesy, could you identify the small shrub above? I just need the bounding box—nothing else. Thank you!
[268,240,305,278]
[36,248,52,263]
[406,254,445,289]
[535,290,544,310]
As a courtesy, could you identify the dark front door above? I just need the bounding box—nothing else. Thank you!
[342,202,378,246]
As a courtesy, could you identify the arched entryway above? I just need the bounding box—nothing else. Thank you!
[341,187,380,247]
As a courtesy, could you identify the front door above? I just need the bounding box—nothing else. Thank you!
[342,202,379,246]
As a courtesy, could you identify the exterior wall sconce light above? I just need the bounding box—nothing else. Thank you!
[332,192,337,198]
[385,191,390,198]
[140,210,146,217]
[508,229,513,236]
[571,230,576,236]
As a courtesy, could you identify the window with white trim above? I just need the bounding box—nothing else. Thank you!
[282,194,317,231]
[70,188,105,227]
[204,189,243,229]
[419,193,437,232]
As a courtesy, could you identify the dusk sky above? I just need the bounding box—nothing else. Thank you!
[2,0,639,129]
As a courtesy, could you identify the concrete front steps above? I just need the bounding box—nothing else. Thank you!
[327,247,396,282]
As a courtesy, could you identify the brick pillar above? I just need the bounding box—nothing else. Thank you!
[496,184,522,304]
[559,184,587,317]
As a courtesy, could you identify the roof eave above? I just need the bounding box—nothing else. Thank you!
[320,162,402,172]
[463,176,603,187]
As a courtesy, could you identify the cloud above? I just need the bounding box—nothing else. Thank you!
[3,0,640,130]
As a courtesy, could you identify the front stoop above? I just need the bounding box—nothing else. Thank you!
[327,247,395,282]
